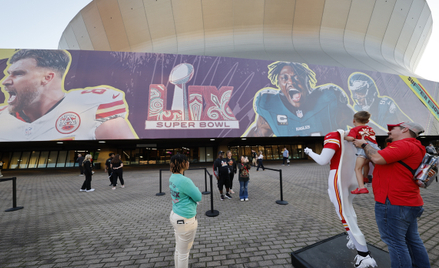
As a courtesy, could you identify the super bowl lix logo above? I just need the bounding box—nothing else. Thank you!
[146,63,239,130]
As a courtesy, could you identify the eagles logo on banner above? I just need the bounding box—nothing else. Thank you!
[400,76,439,121]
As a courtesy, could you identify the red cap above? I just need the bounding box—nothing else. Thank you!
[387,122,424,137]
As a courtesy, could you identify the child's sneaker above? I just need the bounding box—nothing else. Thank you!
[351,188,369,194]
[220,195,225,201]
[225,193,232,199]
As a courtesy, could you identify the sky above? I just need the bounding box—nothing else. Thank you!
[0,0,437,81]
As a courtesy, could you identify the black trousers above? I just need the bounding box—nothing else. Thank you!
[229,173,235,189]
[81,174,92,190]
[217,174,230,191]
[107,168,113,183]
[257,159,265,171]
[112,169,124,186]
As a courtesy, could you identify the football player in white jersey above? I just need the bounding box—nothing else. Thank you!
[0,49,138,141]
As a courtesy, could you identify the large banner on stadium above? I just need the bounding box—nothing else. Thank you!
[0,49,438,141]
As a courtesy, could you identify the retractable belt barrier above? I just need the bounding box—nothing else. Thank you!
[264,167,288,205]
[0,177,24,212]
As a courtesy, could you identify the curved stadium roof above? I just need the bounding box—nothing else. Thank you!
[59,0,433,77]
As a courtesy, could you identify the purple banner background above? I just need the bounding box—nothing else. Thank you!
[0,50,438,140]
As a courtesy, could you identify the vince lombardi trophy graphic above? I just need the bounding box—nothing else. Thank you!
[169,63,194,120]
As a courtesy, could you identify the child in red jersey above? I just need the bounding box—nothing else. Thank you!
[345,111,380,194]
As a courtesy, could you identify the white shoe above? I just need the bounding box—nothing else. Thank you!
[346,236,355,250]
[86,189,95,192]
[80,189,86,192]
[240,199,244,202]
[245,198,249,201]
[229,189,235,194]
[121,185,125,188]
[354,254,377,268]
[112,187,116,190]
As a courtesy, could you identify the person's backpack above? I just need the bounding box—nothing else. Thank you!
[398,153,439,188]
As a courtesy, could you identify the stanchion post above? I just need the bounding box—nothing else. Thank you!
[205,174,219,217]
[276,169,288,205]
[156,169,166,196]
[4,177,24,212]
[202,168,210,195]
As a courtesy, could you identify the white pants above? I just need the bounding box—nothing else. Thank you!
[170,211,198,268]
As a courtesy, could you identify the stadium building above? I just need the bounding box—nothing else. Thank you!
[0,0,438,170]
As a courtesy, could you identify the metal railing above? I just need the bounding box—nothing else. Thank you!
[264,167,288,205]
[156,168,219,217]
[1,177,24,212]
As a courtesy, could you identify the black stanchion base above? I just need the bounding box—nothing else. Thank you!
[202,191,211,195]
[156,192,166,196]
[291,233,390,268]
[205,210,219,217]
[5,206,24,212]
[276,200,288,205]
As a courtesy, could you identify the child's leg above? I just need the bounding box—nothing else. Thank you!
[362,159,370,179]
[354,157,366,189]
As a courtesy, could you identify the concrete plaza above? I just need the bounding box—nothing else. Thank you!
[1,161,438,267]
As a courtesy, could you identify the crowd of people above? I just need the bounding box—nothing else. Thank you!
[77,152,125,192]
[71,119,433,268]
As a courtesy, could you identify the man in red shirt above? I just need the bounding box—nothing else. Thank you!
[353,122,430,268]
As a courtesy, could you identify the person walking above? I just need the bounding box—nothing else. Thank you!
[238,156,251,201]
[251,150,257,167]
[256,151,265,171]
[76,154,84,176]
[353,122,430,268]
[213,151,232,201]
[79,154,95,192]
[169,153,202,268]
[110,154,124,190]
[282,147,289,166]
[226,151,237,194]
[105,153,115,186]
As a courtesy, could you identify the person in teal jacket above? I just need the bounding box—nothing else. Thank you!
[169,153,202,268]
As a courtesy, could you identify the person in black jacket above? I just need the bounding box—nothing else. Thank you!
[105,153,115,186]
[76,154,85,176]
[213,151,232,201]
[226,151,237,194]
[110,154,125,190]
[80,154,94,192]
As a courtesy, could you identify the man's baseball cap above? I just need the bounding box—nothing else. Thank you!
[218,151,224,155]
[387,122,424,137]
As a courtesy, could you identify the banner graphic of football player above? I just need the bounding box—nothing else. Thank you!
[347,72,412,132]
[243,62,356,137]
[0,49,438,142]
[0,49,138,141]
